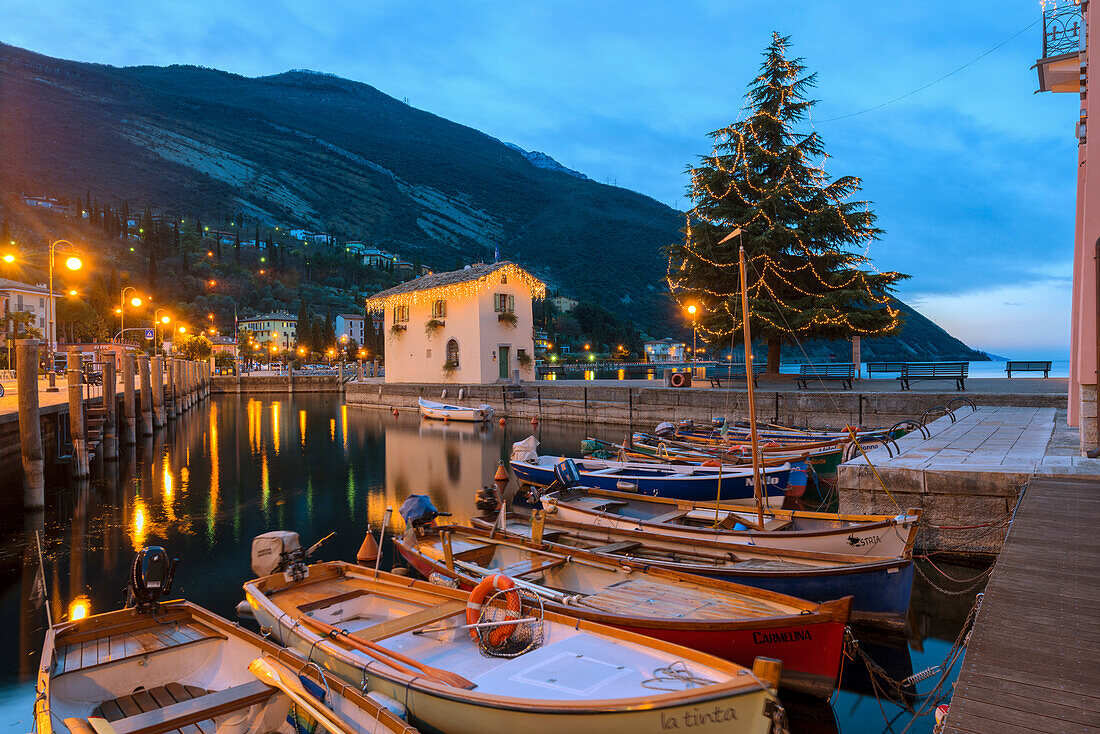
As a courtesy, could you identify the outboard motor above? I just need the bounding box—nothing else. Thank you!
[654,422,675,437]
[251,530,334,581]
[530,458,582,504]
[400,495,451,529]
[127,546,178,613]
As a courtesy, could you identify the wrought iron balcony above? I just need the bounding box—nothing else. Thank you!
[1043,0,1082,59]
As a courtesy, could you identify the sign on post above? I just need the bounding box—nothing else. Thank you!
[144,329,155,340]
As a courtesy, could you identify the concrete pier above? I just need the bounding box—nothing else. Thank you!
[101,358,117,460]
[165,357,176,420]
[15,340,44,508]
[66,349,89,477]
[137,354,153,436]
[152,356,165,429]
[122,353,136,445]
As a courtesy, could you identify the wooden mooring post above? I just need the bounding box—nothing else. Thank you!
[165,357,176,420]
[101,358,117,460]
[138,354,153,436]
[67,348,90,478]
[122,352,136,445]
[16,339,44,508]
[151,355,165,429]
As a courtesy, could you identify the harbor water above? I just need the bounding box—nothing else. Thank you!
[0,393,987,732]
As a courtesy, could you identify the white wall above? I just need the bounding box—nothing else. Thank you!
[383,277,536,384]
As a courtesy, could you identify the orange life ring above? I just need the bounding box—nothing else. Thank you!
[466,574,521,646]
[670,373,686,388]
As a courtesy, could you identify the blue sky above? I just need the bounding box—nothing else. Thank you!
[1,1,1078,358]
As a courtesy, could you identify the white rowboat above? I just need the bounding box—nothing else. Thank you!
[418,397,494,422]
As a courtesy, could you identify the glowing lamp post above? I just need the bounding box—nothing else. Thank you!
[120,287,141,346]
[46,240,83,390]
[687,305,698,364]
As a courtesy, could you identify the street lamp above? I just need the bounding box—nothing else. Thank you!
[153,309,171,348]
[120,287,141,345]
[46,239,83,390]
[687,305,698,364]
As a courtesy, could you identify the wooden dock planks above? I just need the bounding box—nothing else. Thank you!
[944,476,1100,734]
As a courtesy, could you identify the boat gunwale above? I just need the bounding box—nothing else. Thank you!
[243,561,775,714]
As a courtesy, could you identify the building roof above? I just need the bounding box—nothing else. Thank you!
[0,278,54,295]
[365,261,546,310]
[336,313,364,320]
[240,312,297,322]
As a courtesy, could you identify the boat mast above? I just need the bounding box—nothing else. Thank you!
[739,244,765,529]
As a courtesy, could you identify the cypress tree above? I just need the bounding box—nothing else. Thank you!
[234,230,241,265]
[667,34,907,370]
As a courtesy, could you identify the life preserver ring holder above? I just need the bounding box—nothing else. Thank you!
[670,372,686,388]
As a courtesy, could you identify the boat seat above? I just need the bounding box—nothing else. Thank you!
[496,557,567,579]
[589,500,628,510]
[96,680,275,734]
[354,601,467,642]
[585,467,622,476]
[683,509,791,531]
[646,510,689,524]
[587,540,641,554]
[54,621,227,676]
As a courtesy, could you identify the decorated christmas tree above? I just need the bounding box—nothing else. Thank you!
[667,33,908,371]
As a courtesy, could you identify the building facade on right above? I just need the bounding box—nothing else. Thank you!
[1037,0,1095,451]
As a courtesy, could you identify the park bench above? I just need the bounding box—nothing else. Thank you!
[866,362,908,377]
[704,364,763,388]
[1005,360,1052,378]
[897,362,968,391]
[796,363,856,390]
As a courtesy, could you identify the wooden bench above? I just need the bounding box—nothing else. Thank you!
[704,365,763,388]
[1005,360,1052,378]
[897,362,968,391]
[795,364,855,390]
[587,540,641,554]
[866,362,908,377]
[497,557,568,579]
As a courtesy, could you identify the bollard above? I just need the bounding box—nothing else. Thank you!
[177,359,186,413]
[181,361,189,411]
[357,361,364,382]
[67,348,90,477]
[187,361,195,409]
[152,356,165,428]
[122,353,136,444]
[372,359,378,378]
[101,358,118,460]
[138,354,153,436]
[16,340,44,508]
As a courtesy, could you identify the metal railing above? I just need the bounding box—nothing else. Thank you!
[1043,0,1082,59]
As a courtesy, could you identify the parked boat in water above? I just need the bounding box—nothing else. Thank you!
[36,547,418,734]
[473,514,914,628]
[418,397,494,422]
[393,521,852,698]
[244,560,784,734]
[540,486,920,557]
[510,453,791,503]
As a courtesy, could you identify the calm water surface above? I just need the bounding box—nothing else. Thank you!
[0,394,986,731]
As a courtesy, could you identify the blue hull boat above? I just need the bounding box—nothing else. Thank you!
[510,455,790,503]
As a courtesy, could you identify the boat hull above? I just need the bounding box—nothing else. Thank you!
[510,460,789,502]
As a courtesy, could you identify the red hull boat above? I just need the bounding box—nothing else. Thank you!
[394,523,850,698]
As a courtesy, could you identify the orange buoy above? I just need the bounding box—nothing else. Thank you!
[356,531,380,564]
[499,417,506,426]
[392,407,399,416]
[530,416,539,425]
[494,462,509,484]
[444,416,449,422]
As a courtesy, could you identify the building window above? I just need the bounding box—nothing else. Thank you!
[446,338,459,367]
[431,300,447,318]
[501,273,507,284]
[39,298,44,308]
[494,294,514,313]
[393,304,409,323]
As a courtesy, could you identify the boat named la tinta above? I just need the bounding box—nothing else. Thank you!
[366,261,546,384]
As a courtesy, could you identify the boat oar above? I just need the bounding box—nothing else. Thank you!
[296,614,477,689]
[414,617,539,635]
[247,657,357,734]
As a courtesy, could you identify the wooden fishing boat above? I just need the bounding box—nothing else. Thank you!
[630,434,848,476]
[541,486,921,557]
[244,560,784,734]
[393,523,852,698]
[418,397,494,422]
[509,453,790,503]
[36,552,419,734]
[473,515,914,628]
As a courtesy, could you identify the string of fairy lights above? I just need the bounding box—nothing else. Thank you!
[668,35,903,343]
[364,262,546,312]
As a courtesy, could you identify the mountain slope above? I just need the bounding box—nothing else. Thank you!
[0,42,984,360]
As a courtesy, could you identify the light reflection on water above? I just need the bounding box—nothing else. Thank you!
[0,393,982,733]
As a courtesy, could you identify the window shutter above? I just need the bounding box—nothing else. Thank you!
[509,295,515,312]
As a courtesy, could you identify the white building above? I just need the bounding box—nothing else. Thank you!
[360,245,397,268]
[0,278,57,350]
[238,313,297,350]
[366,261,545,384]
[644,338,687,363]
[335,313,367,345]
